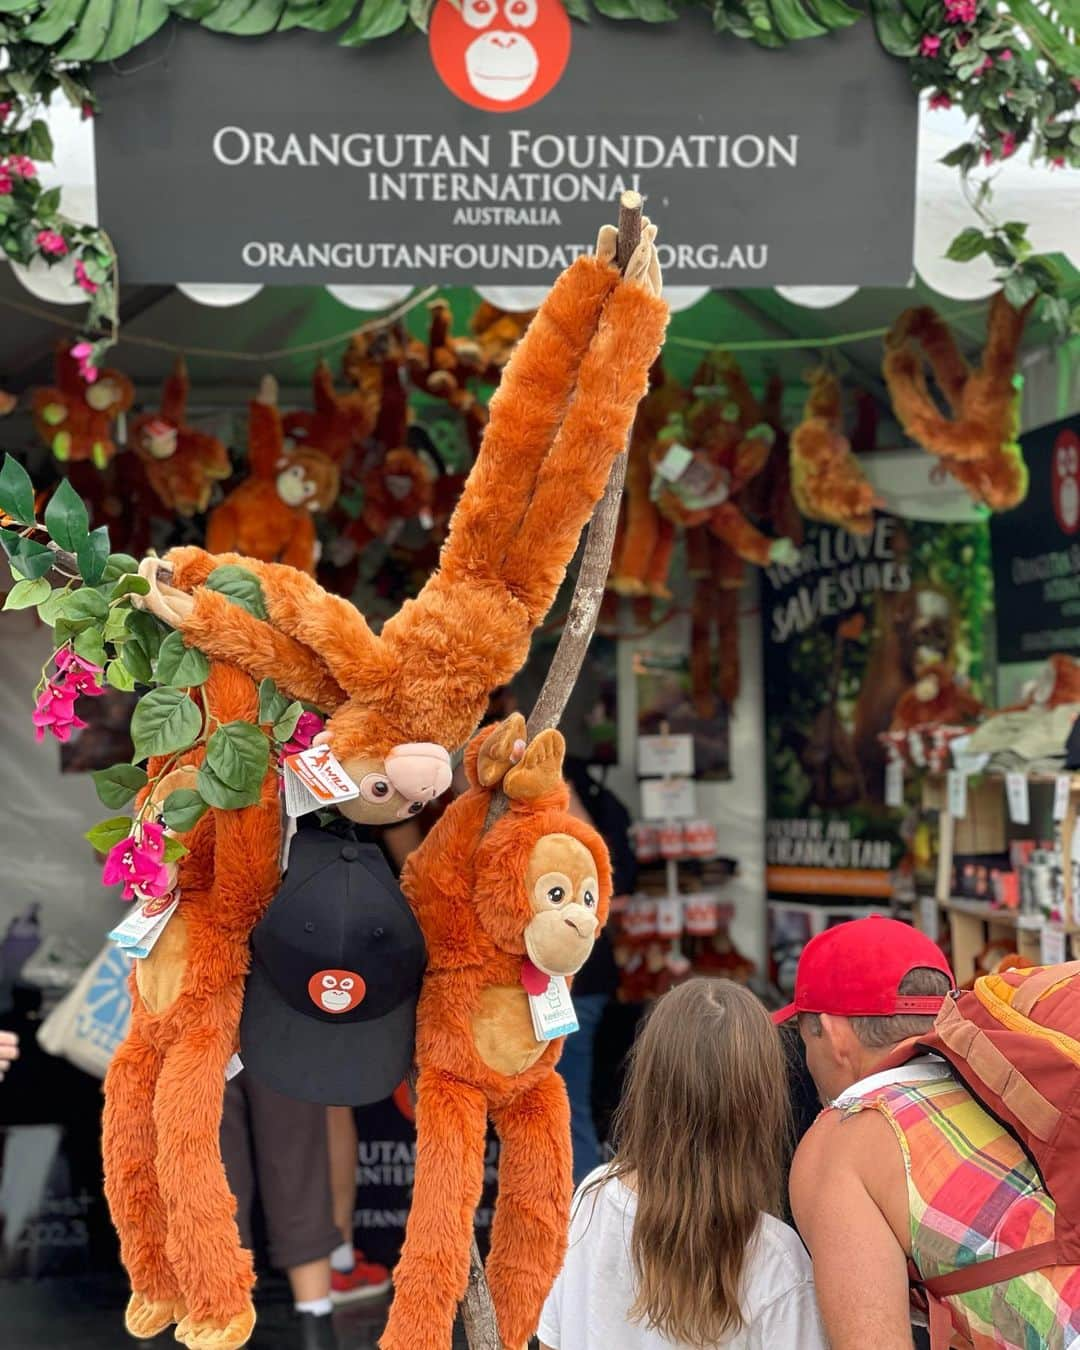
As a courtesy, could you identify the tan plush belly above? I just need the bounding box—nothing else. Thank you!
[135,914,189,1015]
[471,985,546,1077]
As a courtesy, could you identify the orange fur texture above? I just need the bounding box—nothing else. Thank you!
[167,255,669,762]
[102,664,281,1347]
[883,292,1032,511]
[206,393,340,574]
[129,358,231,516]
[789,369,880,534]
[889,661,983,732]
[32,343,135,468]
[281,358,375,466]
[380,725,612,1350]
[408,299,488,454]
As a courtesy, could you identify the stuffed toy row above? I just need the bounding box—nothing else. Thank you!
[381,716,611,1350]
[883,292,1032,512]
[129,358,232,518]
[407,298,489,455]
[32,342,135,468]
[111,223,668,1350]
[789,368,880,534]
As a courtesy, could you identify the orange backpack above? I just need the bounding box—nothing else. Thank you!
[911,961,1080,1346]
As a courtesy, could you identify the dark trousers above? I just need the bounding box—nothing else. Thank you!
[557,993,608,1186]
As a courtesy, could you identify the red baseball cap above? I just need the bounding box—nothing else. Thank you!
[772,916,955,1025]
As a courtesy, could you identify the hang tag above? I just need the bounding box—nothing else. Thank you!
[225,1053,244,1082]
[947,770,967,820]
[918,895,940,944]
[640,777,697,822]
[1054,775,1072,823]
[1041,922,1068,967]
[1006,772,1030,826]
[885,758,904,808]
[909,733,926,768]
[283,745,359,818]
[656,896,683,936]
[527,977,579,1042]
[638,734,695,779]
[108,895,179,958]
[654,442,695,482]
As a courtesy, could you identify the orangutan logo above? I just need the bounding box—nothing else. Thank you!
[1052,430,1080,536]
[308,969,366,1014]
[429,0,571,113]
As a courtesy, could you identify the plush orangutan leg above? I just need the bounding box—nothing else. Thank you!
[645,515,677,599]
[485,1072,573,1350]
[103,1014,185,1338]
[380,1069,489,1350]
[154,1002,256,1350]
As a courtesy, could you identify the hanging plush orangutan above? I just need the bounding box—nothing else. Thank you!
[381,716,612,1350]
[343,323,410,451]
[407,299,489,455]
[107,222,667,1350]
[32,343,135,468]
[205,376,340,574]
[281,357,376,466]
[469,299,535,379]
[128,357,232,517]
[883,291,1032,512]
[789,368,880,534]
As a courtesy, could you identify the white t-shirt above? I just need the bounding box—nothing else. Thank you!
[539,1168,827,1350]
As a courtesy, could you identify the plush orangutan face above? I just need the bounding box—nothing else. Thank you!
[312,735,453,824]
[140,418,179,461]
[275,449,339,512]
[523,833,601,977]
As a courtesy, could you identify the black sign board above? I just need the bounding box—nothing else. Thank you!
[991,416,1080,664]
[93,11,917,287]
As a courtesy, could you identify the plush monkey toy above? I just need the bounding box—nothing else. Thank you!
[789,368,880,534]
[407,299,489,455]
[205,375,340,574]
[32,342,134,468]
[883,292,1032,512]
[469,300,535,379]
[380,717,612,1350]
[281,357,375,466]
[889,661,984,733]
[128,358,231,517]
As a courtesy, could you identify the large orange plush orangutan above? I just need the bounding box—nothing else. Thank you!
[883,292,1032,512]
[32,342,135,468]
[380,717,611,1350]
[128,358,232,517]
[108,224,667,1350]
[789,368,880,534]
[205,375,340,574]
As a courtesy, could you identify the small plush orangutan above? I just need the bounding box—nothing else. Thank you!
[883,291,1032,512]
[32,342,135,468]
[128,358,232,517]
[381,716,611,1350]
[281,357,376,466]
[789,368,880,534]
[407,299,489,455]
[889,660,984,733]
[205,375,340,574]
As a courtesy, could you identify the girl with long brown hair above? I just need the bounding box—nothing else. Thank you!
[539,978,826,1350]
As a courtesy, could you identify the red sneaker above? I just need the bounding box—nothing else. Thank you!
[329,1250,392,1304]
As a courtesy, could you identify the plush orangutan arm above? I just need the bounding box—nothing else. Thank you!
[277,512,318,574]
[708,501,786,565]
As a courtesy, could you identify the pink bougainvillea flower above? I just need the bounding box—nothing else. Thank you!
[73,261,99,297]
[0,102,11,122]
[1052,156,1067,168]
[929,92,953,110]
[920,34,941,55]
[54,647,105,696]
[1001,132,1017,158]
[71,339,98,383]
[281,710,325,759]
[5,155,36,179]
[975,55,993,74]
[101,822,172,902]
[81,101,95,121]
[955,29,971,46]
[32,681,87,744]
[1000,48,1012,60]
[0,169,11,197]
[944,0,977,21]
[36,230,68,257]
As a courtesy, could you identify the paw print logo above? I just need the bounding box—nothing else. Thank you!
[307,969,366,1015]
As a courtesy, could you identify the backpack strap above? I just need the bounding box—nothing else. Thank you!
[912,1241,1062,1348]
[1010,960,1080,1016]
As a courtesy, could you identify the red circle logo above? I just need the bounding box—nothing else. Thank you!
[392,1081,416,1123]
[1052,430,1080,536]
[307,969,366,1015]
[429,0,571,113]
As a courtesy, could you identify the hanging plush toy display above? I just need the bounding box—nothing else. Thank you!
[407,299,489,455]
[128,358,232,517]
[281,357,376,466]
[883,291,1032,512]
[789,368,881,534]
[469,299,536,378]
[205,375,340,574]
[379,718,611,1350]
[32,342,135,468]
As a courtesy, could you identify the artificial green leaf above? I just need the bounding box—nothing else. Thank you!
[77,526,110,585]
[73,627,107,667]
[3,577,50,610]
[197,762,260,810]
[92,763,148,809]
[84,815,133,853]
[37,187,62,218]
[766,0,827,40]
[162,788,209,832]
[162,836,189,863]
[203,0,287,34]
[130,687,203,760]
[106,659,137,692]
[44,478,90,552]
[57,0,113,59]
[120,638,154,684]
[339,0,408,43]
[205,565,267,619]
[273,701,304,743]
[280,0,357,30]
[103,552,139,580]
[59,586,108,624]
[26,119,54,163]
[1004,271,1040,309]
[155,630,211,687]
[408,0,434,26]
[945,227,988,263]
[0,454,36,526]
[258,676,291,725]
[23,0,88,44]
[206,721,270,794]
[3,534,56,581]
[104,605,132,642]
[37,587,70,626]
[125,608,166,660]
[110,573,150,599]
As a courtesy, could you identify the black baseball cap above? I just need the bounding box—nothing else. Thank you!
[239,826,426,1106]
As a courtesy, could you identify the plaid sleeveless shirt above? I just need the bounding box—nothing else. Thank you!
[838,1064,1080,1348]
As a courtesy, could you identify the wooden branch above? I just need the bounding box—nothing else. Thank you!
[459,1235,504,1350]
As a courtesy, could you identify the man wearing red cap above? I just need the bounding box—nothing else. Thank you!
[780,916,1080,1350]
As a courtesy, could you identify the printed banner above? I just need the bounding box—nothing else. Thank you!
[762,516,991,898]
[990,416,1080,664]
[93,12,917,286]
